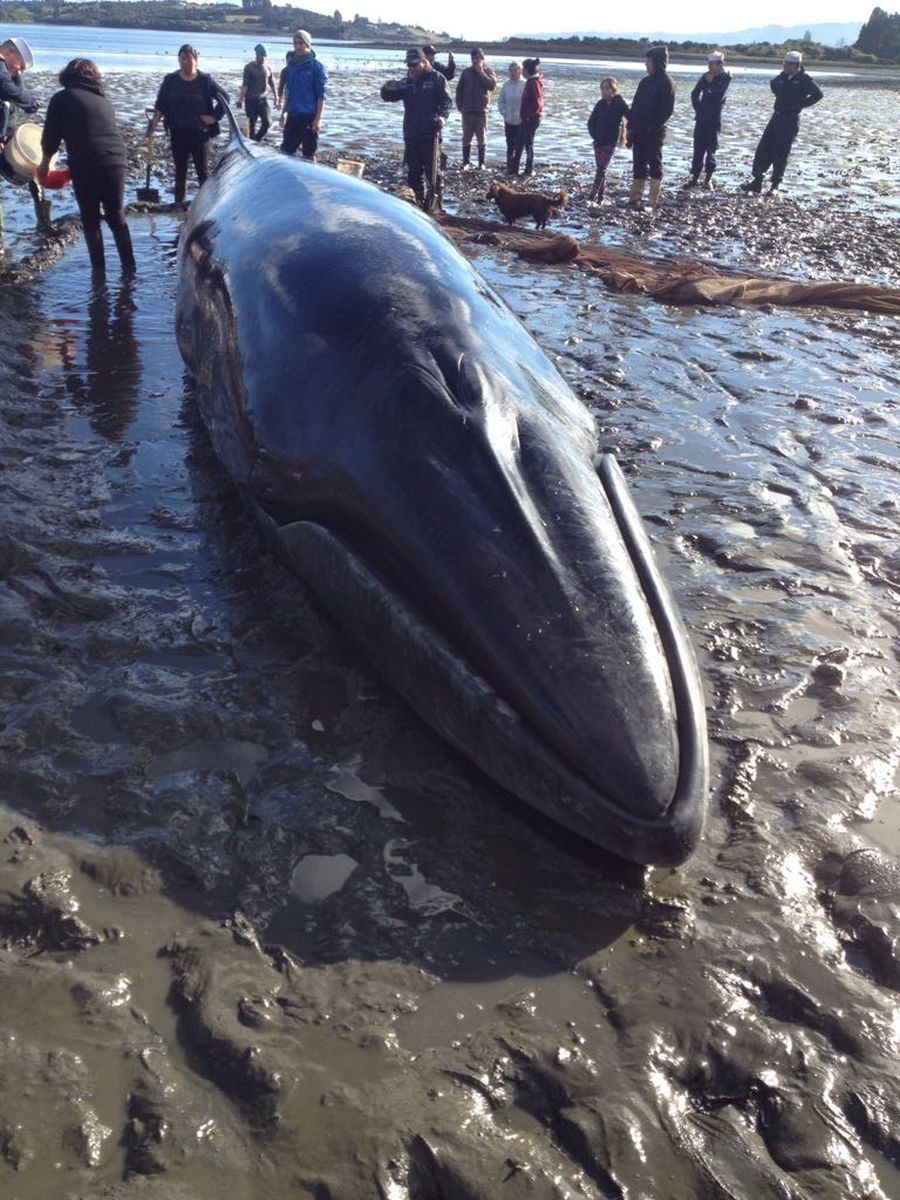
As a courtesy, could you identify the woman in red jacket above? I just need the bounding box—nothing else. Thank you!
[511,57,542,176]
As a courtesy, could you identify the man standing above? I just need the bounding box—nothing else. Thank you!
[740,50,823,196]
[685,50,730,189]
[422,43,455,80]
[280,30,327,161]
[454,47,496,170]
[0,36,38,119]
[237,43,277,141]
[381,47,450,210]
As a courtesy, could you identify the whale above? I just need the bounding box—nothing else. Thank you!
[175,130,708,866]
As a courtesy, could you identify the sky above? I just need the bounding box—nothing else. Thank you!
[373,0,874,41]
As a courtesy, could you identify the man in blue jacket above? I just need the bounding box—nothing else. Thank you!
[685,50,730,189]
[0,36,38,119]
[381,48,451,210]
[740,50,823,196]
[279,30,327,160]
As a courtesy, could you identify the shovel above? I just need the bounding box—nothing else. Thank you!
[137,113,160,204]
[426,131,443,214]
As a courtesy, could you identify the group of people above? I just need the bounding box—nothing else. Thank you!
[382,41,824,212]
[0,29,826,277]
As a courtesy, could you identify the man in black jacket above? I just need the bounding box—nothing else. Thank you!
[381,48,451,210]
[740,50,823,196]
[685,50,730,189]
[422,44,455,81]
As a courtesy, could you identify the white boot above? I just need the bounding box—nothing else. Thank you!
[649,179,662,207]
[627,178,646,208]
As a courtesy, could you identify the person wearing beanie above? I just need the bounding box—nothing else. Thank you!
[510,57,543,176]
[422,43,455,81]
[626,46,675,208]
[454,47,497,170]
[685,50,731,189]
[0,36,38,117]
[381,48,451,210]
[740,50,823,195]
[280,29,327,160]
[237,43,277,141]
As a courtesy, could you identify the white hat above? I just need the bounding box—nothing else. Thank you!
[7,36,34,70]
[293,29,312,47]
[708,51,724,63]
[784,50,803,62]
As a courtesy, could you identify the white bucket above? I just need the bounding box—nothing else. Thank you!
[2,124,55,182]
[336,158,364,178]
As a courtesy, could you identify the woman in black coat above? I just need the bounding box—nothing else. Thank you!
[626,45,675,208]
[146,44,223,206]
[39,58,135,275]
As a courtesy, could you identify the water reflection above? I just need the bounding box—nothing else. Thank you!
[60,278,141,441]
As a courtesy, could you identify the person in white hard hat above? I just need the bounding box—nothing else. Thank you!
[740,50,823,196]
[0,36,38,118]
[684,51,730,189]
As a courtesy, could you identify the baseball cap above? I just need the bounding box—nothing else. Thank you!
[406,47,425,64]
[708,51,724,63]
[784,50,803,62]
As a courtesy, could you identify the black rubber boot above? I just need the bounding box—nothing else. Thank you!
[84,226,105,275]
[739,177,763,194]
[477,144,485,170]
[113,224,136,273]
[462,145,470,169]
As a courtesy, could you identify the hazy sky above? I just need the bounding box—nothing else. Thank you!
[375,0,873,41]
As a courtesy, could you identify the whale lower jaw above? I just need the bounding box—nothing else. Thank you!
[271,458,707,867]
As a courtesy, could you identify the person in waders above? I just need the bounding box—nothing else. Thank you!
[740,50,823,196]
[38,58,135,276]
[626,46,675,208]
[685,51,730,190]
[381,48,450,211]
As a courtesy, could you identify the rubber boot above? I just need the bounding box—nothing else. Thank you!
[84,226,106,275]
[649,179,662,207]
[702,172,714,190]
[627,179,646,208]
[462,144,470,171]
[683,175,699,189]
[477,144,485,170]
[739,176,763,194]
[113,223,136,273]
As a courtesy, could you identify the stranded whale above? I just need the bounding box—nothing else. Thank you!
[175,133,708,866]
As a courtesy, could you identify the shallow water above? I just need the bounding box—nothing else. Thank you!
[1,53,899,1200]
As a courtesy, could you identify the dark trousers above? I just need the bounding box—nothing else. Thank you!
[503,122,519,174]
[405,133,437,206]
[631,130,664,180]
[170,128,209,202]
[591,142,615,198]
[71,165,135,272]
[691,123,720,178]
[245,96,271,141]
[512,115,540,175]
[281,113,318,159]
[751,114,798,186]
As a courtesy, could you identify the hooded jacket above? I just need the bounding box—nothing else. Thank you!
[41,79,126,175]
[283,50,327,116]
[628,70,675,139]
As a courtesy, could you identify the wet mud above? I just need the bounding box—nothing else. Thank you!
[1,60,899,1200]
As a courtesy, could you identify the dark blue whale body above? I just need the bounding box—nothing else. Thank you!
[175,137,708,866]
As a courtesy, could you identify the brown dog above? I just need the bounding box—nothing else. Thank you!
[486,180,567,229]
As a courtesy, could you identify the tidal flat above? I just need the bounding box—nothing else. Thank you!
[0,51,898,1200]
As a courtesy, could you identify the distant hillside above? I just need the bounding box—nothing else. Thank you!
[521,22,863,48]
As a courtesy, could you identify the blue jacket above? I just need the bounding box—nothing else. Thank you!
[283,52,327,116]
[0,58,38,114]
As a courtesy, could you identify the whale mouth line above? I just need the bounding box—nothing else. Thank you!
[271,455,707,865]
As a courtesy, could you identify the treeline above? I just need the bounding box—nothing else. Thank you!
[502,32,878,64]
[855,6,900,57]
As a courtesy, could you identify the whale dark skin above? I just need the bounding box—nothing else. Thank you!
[175,133,708,866]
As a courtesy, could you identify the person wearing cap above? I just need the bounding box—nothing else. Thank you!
[381,48,450,210]
[0,36,38,119]
[685,51,731,190]
[280,30,327,161]
[510,57,542,176]
[626,46,675,207]
[454,47,496,170]
[422,43,455,81]
[237,43,277,141]
[740,50,823,195]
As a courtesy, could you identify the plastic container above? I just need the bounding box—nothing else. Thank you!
[2,123,56,182]
[40,167,70,190]
[336,159,364,178]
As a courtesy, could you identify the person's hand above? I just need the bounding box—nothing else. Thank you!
[280,111,287,125]
[311,117,321,132]
[235,97,243,108]
[625,132,633,148]
[37,155,50,179]
[435,116,444,129]
[199,114,216,127]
